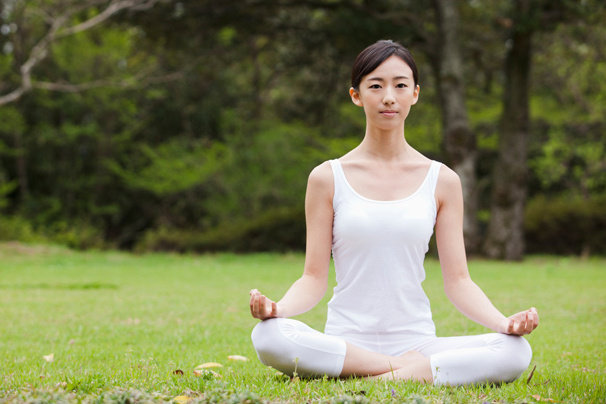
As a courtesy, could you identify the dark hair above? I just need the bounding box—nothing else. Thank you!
[351,40,419,90]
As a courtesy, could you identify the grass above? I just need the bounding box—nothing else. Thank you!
[0,242,604,403]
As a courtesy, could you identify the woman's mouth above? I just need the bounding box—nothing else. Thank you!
[381,110,397,116]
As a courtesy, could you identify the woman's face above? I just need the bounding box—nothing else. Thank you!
[349,55,420,130]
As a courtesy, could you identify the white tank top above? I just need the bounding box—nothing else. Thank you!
[325,159,441,340]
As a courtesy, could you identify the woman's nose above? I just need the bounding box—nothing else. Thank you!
[383,89,395,104]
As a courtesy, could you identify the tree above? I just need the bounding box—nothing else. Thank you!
[483,0,534,260]
[482,0,605,259]
[431,0,480,253]
[0,0,171,106]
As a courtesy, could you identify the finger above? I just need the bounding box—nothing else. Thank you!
[252,294,261,317]
[257,295,265,316]
[249,290,257,310]
[513,318,524,335]
[531,307,539,329]
[271,301,278,317]
[513,313,526,335]
[524,311,533,334]
[507,318,515,335]
[250,290,260,314]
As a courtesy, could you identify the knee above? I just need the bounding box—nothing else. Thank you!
[250,318,302,376]
[251,318,281,358]
[501,335,533,381]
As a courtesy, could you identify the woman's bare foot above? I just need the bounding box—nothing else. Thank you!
[370,351,433,383]
[340,343,433,383]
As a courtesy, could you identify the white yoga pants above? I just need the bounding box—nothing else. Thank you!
[251,318,532,386]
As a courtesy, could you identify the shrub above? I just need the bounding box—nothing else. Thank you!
[524,194,606,256]
[136,206,306,253]
[0,215,107,250]
[46,220,108,250]
[0,215,45,243]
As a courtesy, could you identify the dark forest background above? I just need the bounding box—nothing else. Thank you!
[0,0,605,259]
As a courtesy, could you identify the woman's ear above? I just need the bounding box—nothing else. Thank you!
[412,85,420,105]
[349,87,363,107]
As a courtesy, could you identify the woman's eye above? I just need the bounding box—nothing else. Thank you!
[369,84,381,89]
[396,83,407,88]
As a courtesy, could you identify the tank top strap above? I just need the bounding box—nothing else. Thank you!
[426,160,443,196]
[329,159,349,208]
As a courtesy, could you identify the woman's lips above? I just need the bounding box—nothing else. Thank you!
[380,110,397,116]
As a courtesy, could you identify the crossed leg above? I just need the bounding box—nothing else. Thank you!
[251,318,432,381]
[251,318,531,385]
[341,342,432,382]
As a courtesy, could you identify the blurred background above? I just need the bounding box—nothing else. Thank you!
[0,0,604,260]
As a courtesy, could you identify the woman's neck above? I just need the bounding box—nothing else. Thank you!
[357,126,412,161]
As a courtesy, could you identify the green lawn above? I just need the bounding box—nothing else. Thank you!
[0,243,604,403]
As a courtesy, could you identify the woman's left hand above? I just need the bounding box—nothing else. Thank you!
[500,307,539,336]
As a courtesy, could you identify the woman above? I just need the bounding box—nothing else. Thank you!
[249,40,538,386]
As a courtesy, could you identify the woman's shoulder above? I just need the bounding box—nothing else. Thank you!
[436,163,463,203]
[307,160,335,192]
[437,163,461,186]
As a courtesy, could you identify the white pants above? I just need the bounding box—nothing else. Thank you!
[251,318,532,386]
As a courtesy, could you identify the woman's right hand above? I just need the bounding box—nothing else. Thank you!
[249,289,279,320]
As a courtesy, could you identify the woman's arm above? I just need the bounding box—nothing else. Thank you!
[434,165,539,335]
[250,162,334,320]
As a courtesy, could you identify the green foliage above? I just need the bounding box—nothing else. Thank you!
[1,0,605,256]
[0,215,106,250]
[529,125,606,197]
[524,194,606,256]
[109,139,227,197]
[0,215,44,243]
[44,220,108,250]
[136,206,305,253]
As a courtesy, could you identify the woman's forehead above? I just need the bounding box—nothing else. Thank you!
[364,55,413,80]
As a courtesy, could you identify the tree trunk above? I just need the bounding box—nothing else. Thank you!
[484,0,533,260]
[432,0,480,254]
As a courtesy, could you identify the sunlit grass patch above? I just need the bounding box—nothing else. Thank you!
[0,243,604,403]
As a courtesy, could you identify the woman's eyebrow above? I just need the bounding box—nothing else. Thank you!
[367,76,410,82]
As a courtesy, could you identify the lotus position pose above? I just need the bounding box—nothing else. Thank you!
[249,40,538,386]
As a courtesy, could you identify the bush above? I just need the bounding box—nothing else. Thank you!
[0,215,45,243]
[136,206,306,253]
[0,215,107,250]
[46,220,108,250]
[524,194,606,256]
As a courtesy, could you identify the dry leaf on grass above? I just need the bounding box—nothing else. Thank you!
[532,395,555,402]
[173,369,184,375]
[195,362,223,369]
[227,355,249,362]
[43,353,54,362]
[173,395,191,404]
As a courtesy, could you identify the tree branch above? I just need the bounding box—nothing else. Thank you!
[0,0,171,106]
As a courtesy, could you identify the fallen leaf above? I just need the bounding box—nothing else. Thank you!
[173,395,190,404]
[173,369,184,375]
[195,362,223,369]
[227,355,249,362]
[532,395,555,402]
[43,353,54,362]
